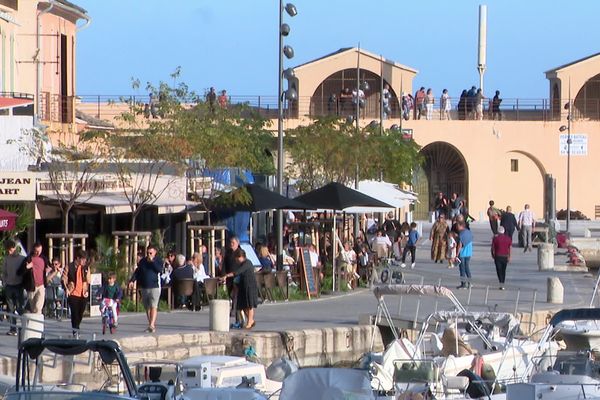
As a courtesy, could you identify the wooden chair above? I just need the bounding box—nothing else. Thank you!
[172,278,196,309]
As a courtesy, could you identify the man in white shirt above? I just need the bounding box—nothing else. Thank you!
[518,204,536,252]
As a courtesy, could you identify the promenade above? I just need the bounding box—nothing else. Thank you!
[0,221,597,362]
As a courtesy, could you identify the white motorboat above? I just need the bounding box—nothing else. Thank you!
[279,368,375,400]
[507,308,600,400]
[134,355,293,400]
[5,338,139,399]
[364,284,543,399]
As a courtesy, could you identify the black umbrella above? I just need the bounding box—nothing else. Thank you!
[295,182,393,292]
[213,183,309,212]
[295,182,393,210]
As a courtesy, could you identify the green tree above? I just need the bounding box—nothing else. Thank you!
[286,117,422,192]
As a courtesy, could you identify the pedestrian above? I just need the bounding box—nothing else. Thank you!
[149,93,158,118]
[63,249,91,337]
[440,89,451,120]
[430,214,448,263]
[449,192,461,219]
[434,192,448,219]
[457,90,467,120]
[491,226,512,290]
[415,87,426,119]
[466,86,477,119]
[222,236,243,327]
[402,93,413,121]
[327,93,337,115]
[206,87,217,113]
[218,89,228,109]
[456,221,473,289]
[475,88,485,120]
[382,212,400,243]
[382,84,392,118]
[425,88,435,120]
[401,222,420,269]
[128,245,162,333]
[492,90,502,120]
[518,204,536,252]
[487,200,502,235]
[500,205,518,243]
[370,230,392,263]
[3,240,25,335]
[97,271,122,327]
[220,249,258,330]
[446,231,458,269]
[18,242,49,314]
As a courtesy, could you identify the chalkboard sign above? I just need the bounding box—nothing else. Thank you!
[300,247,318,299]
[89,273,102,317]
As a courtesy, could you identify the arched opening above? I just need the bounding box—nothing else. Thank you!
[413,142,469,220]
[574,72,600,120]
[309,68,399,119]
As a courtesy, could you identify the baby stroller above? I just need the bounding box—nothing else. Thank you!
[99,298,118,335]
[44,281,67,321]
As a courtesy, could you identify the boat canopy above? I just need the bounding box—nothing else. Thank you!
[374,284,454,300]
[429,311,521,336]
[20,338,122,364]
[549,308,600,327]
[280,368,374,400]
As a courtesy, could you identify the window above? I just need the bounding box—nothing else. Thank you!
[510,159,518,172]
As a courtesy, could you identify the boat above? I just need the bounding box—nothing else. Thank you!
[363,284,543,399]
[5,337,139,399]
[133,355,293,400]
[507,308,600,400]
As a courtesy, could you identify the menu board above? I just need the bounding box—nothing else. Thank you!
[300,248,318,299]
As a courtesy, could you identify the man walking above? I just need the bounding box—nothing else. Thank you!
[129,245,162,333]
[3,240,25,335]
[491,226,512,290]
[500,205,518,242]
[518,204,536,252]
[18,242,49,314]
[456,222,473,289]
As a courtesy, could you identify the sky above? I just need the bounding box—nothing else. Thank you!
[76,1,600,100]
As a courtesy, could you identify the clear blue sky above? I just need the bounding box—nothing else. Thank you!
[76,0,600,99]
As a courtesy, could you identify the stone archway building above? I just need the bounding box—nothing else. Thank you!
[282,47,600,221]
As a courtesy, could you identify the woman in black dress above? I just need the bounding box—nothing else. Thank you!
[221,248,258,329]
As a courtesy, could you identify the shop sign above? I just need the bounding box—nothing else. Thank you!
[0,172,36,201]
[560,134,587,156]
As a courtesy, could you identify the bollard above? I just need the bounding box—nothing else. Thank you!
[21,313,44,342]
[538,243,555,271]
[547,277,564,304]
[209,300,230,332]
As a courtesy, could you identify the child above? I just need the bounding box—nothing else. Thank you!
[446,231,459,269]
[401,222,420,269]
[98,272,123,327]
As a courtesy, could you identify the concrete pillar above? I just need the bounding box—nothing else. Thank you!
[547,277,564,304]
[538,243,554,271]
[209,300,230,332]
[21,313,44,342]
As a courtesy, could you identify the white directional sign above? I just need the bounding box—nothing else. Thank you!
[560,134,587,156]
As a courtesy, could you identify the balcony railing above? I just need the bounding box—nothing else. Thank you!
[75,94,599,123]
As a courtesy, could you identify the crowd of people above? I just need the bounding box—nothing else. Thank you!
[143,87,229,118]
[325,85,503,121]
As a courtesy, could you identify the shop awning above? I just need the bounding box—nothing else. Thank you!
[39,192,195,216]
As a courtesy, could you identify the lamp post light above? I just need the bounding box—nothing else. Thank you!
[277,1,297,270]
[559,100,572,233]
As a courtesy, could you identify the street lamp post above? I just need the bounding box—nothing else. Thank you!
[559,100,572,233]
[277,1,297,269]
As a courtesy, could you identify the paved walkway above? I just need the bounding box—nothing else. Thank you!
[0,220,597,358]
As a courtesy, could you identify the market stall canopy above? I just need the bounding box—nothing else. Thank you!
[0,209,17,231]
[295,182,393,211]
